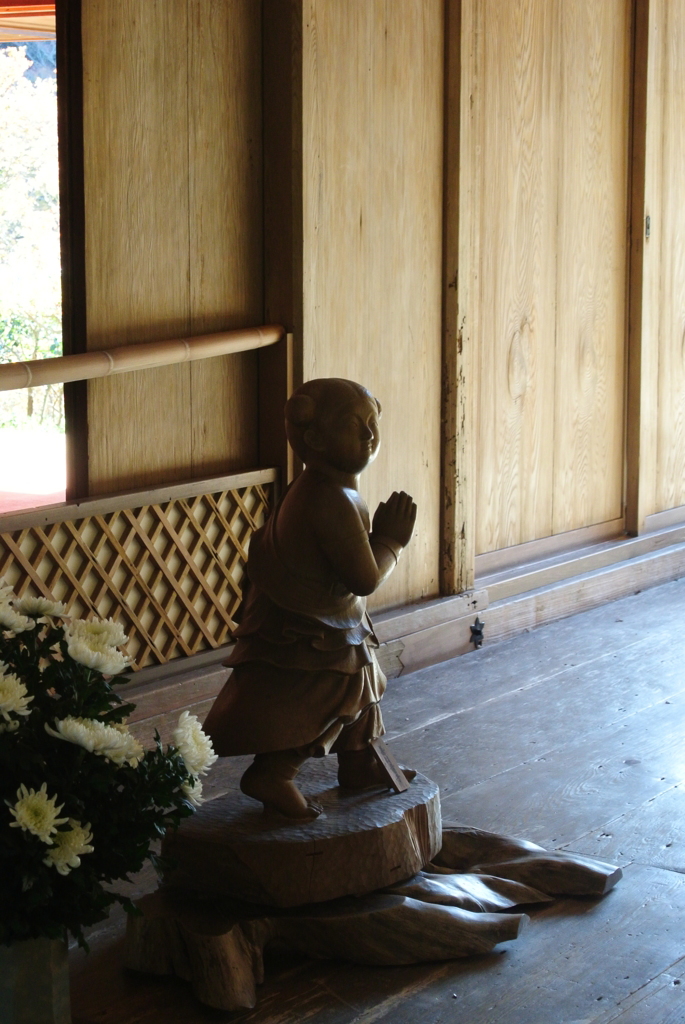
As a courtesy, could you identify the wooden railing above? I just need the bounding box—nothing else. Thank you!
[0,326,288,668]
[0,469,276,669]
[0,324,284,391]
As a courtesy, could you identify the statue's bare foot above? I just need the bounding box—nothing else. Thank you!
[337,748,416,790]
[240,763,321,819]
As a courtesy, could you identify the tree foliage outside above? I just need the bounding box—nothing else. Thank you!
[0,43,63,432]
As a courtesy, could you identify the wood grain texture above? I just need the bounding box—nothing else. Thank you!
[187,0,262,479]
[261,0,304,484]
[553,0,630,534]
[468,0,630,553]
[126,884,527,1013]
[81,0,262,494]
[480,521,685,602]
[441,0,476,595]
[162,760,442,907]
[300,0,444,610]
[472,0,558,553]
[648,0,685,517]
[82,0,192,492]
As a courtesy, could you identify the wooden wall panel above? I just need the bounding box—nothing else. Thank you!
[301,0,444,610]
[81,0,262,495]
[187,0,262,479]
[473,0,558,553]
[471,0,630,554]
[553,0,630,533]
[649,0,685,516]
[83,0,192,493]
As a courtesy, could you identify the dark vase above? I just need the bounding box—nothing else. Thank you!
[0,937,70,1024]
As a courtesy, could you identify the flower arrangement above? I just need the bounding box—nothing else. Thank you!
[0,579,217,947]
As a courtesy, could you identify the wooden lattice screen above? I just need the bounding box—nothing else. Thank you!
[0,469,276,670]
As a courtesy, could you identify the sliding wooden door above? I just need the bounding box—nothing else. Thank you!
[462,0,632,559]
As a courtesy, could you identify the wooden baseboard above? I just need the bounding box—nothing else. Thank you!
[644,505,685,532]
[383,537,685,676]
[474,518,624,576]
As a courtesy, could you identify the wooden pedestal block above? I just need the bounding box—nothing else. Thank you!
[162,760,442,906]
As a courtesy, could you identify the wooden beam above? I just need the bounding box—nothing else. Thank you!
[441,0,475,595]
[56,0,88,499]
[625,0,652,534]
[260,0,304,486]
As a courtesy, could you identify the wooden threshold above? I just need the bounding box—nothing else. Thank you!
[475,518,624,576]
[380,532,685,677]
[478,520,685,603]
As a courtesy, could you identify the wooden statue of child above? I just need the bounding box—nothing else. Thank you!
[203,378,417,818]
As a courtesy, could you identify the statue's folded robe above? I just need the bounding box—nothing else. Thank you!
[203,504,387,757]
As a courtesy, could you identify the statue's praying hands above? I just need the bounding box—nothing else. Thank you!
[373,490,417,551]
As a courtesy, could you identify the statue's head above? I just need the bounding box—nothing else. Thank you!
[285,378,382,474]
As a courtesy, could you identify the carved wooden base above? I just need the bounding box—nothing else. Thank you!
[128,766,622,1012]
[162,760,442,906]
[433,824,624,896]
[126,886,531,1011]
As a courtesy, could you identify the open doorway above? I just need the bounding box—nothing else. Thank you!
[0,3,65,513]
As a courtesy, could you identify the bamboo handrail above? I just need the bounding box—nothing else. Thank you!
[0,324,284,391]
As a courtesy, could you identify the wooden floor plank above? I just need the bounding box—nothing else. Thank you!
[69,577,685,1023]
[438,692,685,847]
[390,644,685,806]
[592,959,685,1024]
[562,782,685,872]
[382,576,685,736]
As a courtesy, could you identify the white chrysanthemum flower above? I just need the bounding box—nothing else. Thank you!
[66,617,128,648]
[66,638,128,675]
[63,618,130,675]
[0,664,33,723]
[15,596,67,618]
[0,578,14,603]
[109,722,145,767]
[181,777,204,806]
[0,720,20,734]
[0,602,35,633]
[45,716,143,767]
[43,819,94,875]
[9,783,68,845]
[172,712,218,777]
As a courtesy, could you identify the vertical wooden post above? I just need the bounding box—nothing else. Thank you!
[260,0,304,487]
[441,0,476,595]
[258,333,294,493]
[625,0,653,535]
[56,0,89,498]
